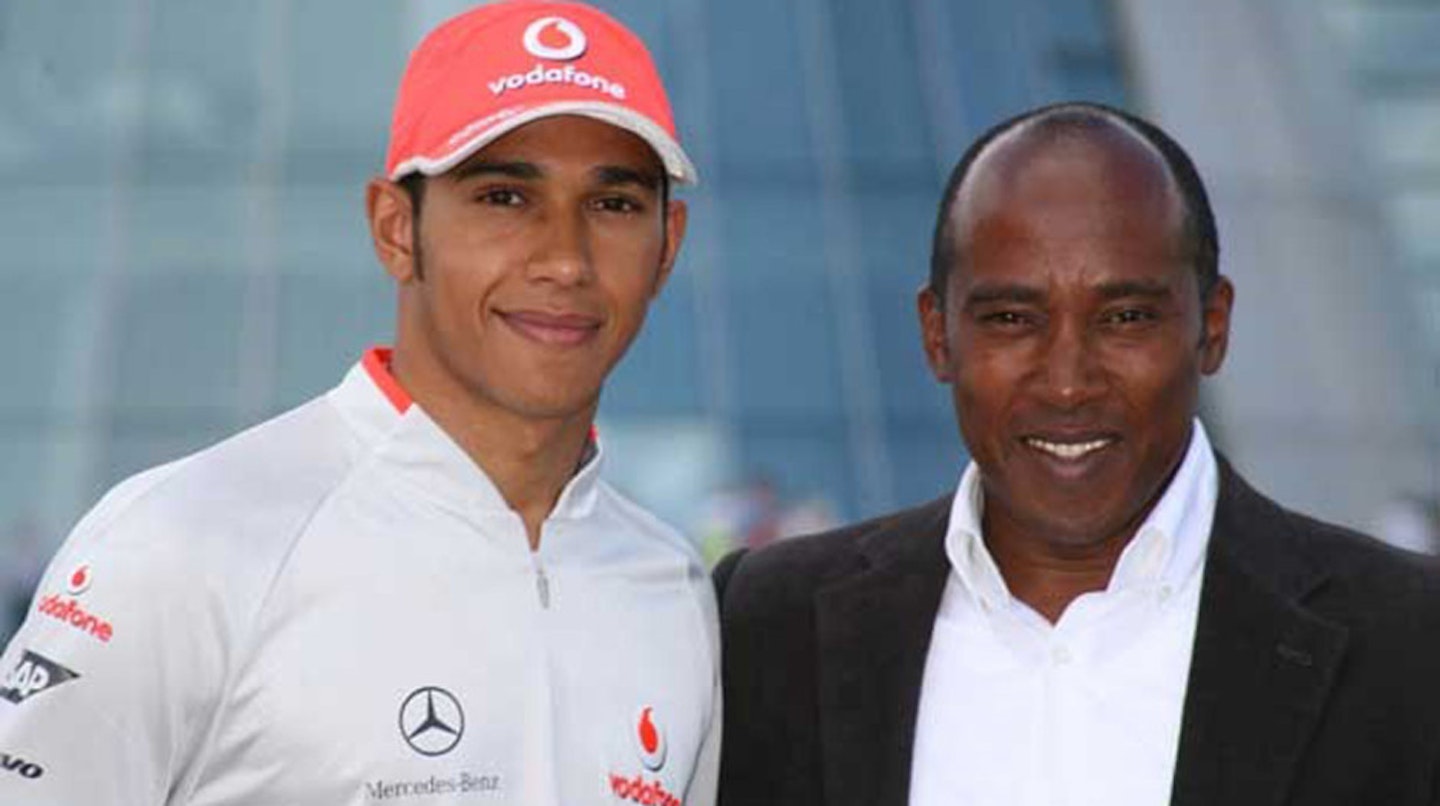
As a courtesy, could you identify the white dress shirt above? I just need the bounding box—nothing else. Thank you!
[909,421,1219,806]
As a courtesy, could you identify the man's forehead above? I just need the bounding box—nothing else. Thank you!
[954,116,1180,229]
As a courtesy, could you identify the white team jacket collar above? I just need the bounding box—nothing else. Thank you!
[325,347,603,520]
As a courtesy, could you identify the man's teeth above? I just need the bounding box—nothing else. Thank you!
[1027,437,1110,459]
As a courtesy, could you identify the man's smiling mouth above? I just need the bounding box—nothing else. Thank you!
[499,310,602,346]
[1023,436,1116,460]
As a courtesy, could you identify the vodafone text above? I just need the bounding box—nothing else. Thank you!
[36,595,114,643]
[609,772,681,806]
[488,63,627,100]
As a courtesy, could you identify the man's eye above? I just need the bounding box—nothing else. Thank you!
[980,311,1030,327]
[477,188,524,207]
[1106,308,1157,325]
[593,196,644,214]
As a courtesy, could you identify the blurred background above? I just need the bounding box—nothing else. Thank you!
[2,0,1438,641]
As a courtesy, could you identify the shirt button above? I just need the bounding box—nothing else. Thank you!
[1051,645,1072,666]
[1158,585,1173,603]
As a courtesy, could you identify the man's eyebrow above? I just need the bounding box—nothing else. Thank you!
[595,165,662,191]
[1096,279,1175,300]
[962,283,1046,308]
[448,160,543,182]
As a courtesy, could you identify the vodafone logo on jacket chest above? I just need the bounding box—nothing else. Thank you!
[608,706,681,805]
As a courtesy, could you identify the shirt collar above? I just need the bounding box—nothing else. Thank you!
[945,419,1219,611]
[326,346,604,520]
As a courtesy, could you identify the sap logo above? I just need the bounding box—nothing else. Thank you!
[1,651,80,704]
[0,751,44,780]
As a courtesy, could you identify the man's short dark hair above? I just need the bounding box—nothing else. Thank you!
[398,172,427,219]
[928,101,1219,303]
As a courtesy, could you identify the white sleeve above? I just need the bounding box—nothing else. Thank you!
[684,567,722,806]
[0,491,228,806]
[685,671,721,806]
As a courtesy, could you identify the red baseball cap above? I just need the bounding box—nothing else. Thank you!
[385,0,696,184]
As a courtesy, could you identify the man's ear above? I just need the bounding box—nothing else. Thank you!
[652,198,688,297]
[1199,275,1234,375]
[366,177,419,283]
[918,285,954,383]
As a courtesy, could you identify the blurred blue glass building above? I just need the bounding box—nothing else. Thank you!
[1,0,1436,639]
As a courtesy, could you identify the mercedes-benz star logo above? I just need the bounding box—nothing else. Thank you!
[399,686,465,756]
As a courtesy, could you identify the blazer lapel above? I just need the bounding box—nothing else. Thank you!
[813,501,949,806]
[1170,463,1349,806]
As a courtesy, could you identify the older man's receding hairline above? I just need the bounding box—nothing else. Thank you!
[928,102,1221,305]
[927,99,1221,303]
[949,109,1183,243]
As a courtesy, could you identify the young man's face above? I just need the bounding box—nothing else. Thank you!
[376,114,686,422]
[918,124,1232,550]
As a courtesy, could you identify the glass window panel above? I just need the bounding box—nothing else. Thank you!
[605,274,706,416]
[593,416,731,534]
[734,424,855,522]
[139,2,259,182]
[705,0,816,168]
[109,273,245,411]
[865,271,952,422]
[0,1,129,182]
[0,429,55,645]
[947,3,1045,129]
[284,1,405,163]
[0,277,67,411]
[1388,192,1440,262]
[716,190,829,280]
[275,185,378,278]
[1029,0,1116,50]
[728,273,844,415]
[1415,282,1440,353]
[0,186,111,281]
[274,273,392,407]
[1364,95,1440,171]
[1325,7,1440,76]
[884,427,967,509]
[125,186,248,276]
[829,2,931,167]
[1048,59,1129,108]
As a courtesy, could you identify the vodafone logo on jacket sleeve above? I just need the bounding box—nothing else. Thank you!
[66,563,92,595]
[36,562,115,644]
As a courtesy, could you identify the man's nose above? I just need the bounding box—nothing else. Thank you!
[527,208,594,286]
[1034,319,1105,408]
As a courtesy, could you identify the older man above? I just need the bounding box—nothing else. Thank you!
[716,102,1440,806]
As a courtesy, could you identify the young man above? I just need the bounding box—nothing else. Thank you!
[0,3,718,804]
[716,103,1440,805]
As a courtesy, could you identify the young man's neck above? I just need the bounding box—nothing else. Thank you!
[389,350,595,551]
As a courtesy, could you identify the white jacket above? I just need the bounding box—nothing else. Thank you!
[0,349,720,806]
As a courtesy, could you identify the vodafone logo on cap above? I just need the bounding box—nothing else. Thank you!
[66,563,92,596]
[523,16,587,61]
[634,706,666,771]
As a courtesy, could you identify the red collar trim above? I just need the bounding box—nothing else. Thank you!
[361,347,598,442]
[361,347,412,414]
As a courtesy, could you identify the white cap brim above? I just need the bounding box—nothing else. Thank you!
[389,100,698,185]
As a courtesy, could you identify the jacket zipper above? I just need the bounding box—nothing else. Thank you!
[531,552,551,609]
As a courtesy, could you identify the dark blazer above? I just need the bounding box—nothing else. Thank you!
[715,460,1440,805]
